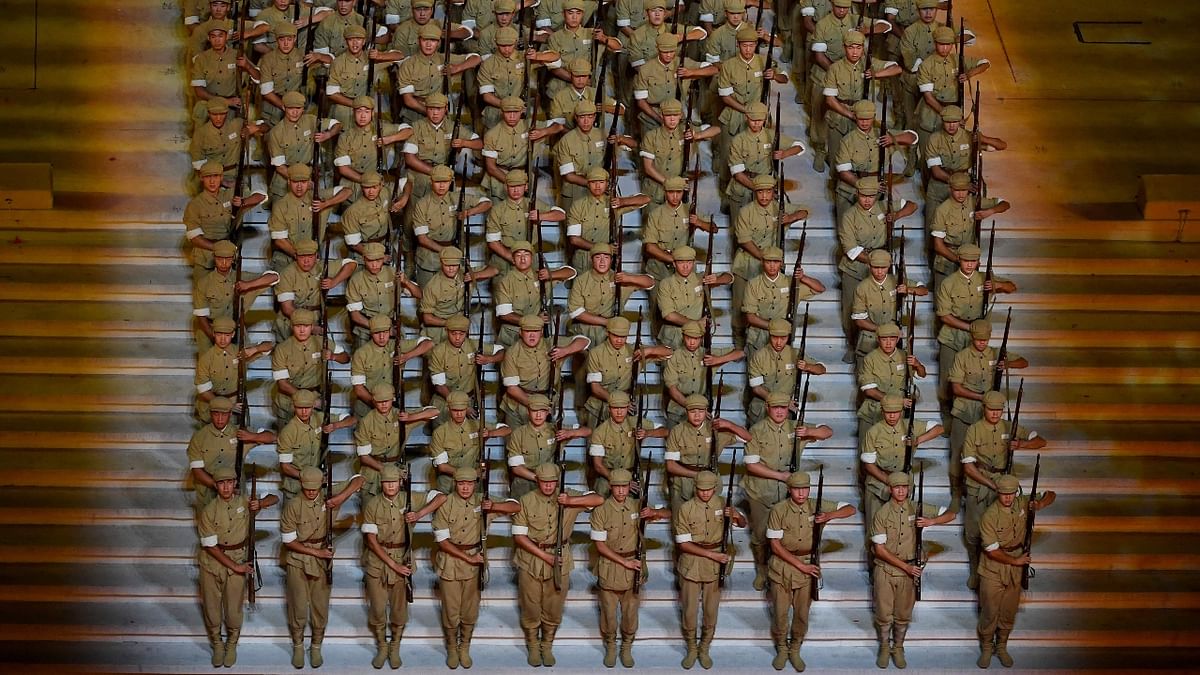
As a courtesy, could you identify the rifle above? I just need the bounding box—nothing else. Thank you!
[992,307,1012,391]
[629,309,644,398]
[631,379,646,493]
[788,373,810,474]
[594,51,609,129]
[546,309,562,399]
[1003,378,1025,474]
[601,67,622,170]
[321,362,334,585]
[1021,454,1040,589]
[310,75,327,241]
[682,86,698,193]
[877,89,889,183]
[441,1,453,95]
[479,441,491,590]
[862,26,873,100]
[404,461,415,602]
[609,162,622,318]
[970,86,986,243]
[300,1,318,87]
[552,376,568,592]
[702,231,715,391]
[632,450,651,593]
[902,317,918,473]
[366,3,378,101]
[716,448,738,588]
[895,221,907,326]
[810,464,825,600]
[760,18,778,104]
[785,227,808,323]
[775,165,787,248]
[707,373,724,471]
[247,464,261,605]
[980,221,995,318]
[945,0,953,27]
[956,18,966,107]
[232,217,248,489]
[447,92,465,167]
[771,93,782,178]
[374,90,386,173]
[912,462,925,600]
[516,0,527,50]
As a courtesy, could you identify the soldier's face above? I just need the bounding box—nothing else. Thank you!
[449,328,468,347]
[514,250,533,270]
[456,479,476,499]
[303,487,321,500]
[273,0,289,9]
[375,398,393,414]
[290,178,309,196]
[920,8,936,22]
[647,8,665,25]
[209,110,228,128]
[293,322,314,341]
[297,252,317,271]
[277,35,296,54]
[530,408,549,426]
[506,184,526,200]
[755,188,773,206]
[538,478,558,496]
[998,492,1017,507]
[674,259,694,276]
[215,331,234,348]
[890,484,910,502]
[428,105,448,124]
[870,264,888,281]
[216,478,237,500]
[972,337,990,352]
[611,482,630,500]
[295,405,314,423]
[521,328,541,347]
[764,259,782,276]
[789,486,809,504]
[572,73,590,89]
[209,30,228,49]
[727,11,744,26]
[450,406,468,423]
[215,254,235,274]
[363,184,382,200]
[382,479,401,498]
[770,334,787,352]
[878,335,899,353]
[565,8,584,28]
[683,334,702,351]
[577,113,595,132]
[420,37,440,56]
[696,487,715,502]
[984,407,1004,424]
[498,43,516,58]
[610,405,629,423]
[960,258,979,274]
[432,179,452,196]
[415,6,433,21]
[951,187,969,203]
[737,39,756,60]
[592,253,611,273]
[663,112,681,130]
[935,42,953,57]
[211,410,232,429]
[747,117,765,133]
[504,109,522,126]
[666,189,683,207]
[202,173,224,192]
[943,120,960,135]
[608,333,627,349]
[336,0,353,15]
[833,6,849,19]
[284,103,304,121]
[658,49,676,65]
[442,262,460,278]
[346,36,366,55]
[845,43,863,63]
[687,407,706,426]
[372,329,390,346]
[858,193,877,210]
[588,179,607,196]
[496,11,514,26]
[768,404,789,423]
[856,116,874,132]
[884,409,902,425]
[210,2,230,19]
[367,258,386,274]
[355,106,374,127]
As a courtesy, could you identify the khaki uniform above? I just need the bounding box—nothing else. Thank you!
[355,408,406,496]
[313,11,368,57]
[477,51,528,128]
[935,269,992,400]
[412,189,468,283]
[661,345,710,426]
[633,55,702,131]
[664,423,733,509]
[273,259,334,341]
[931,195,1002,283]
[194,343,240,422]
[265,113,319,200]
[486,196,561,274]
[731,200,780,339]
[898,19,937,132]
[639,123,703,204]
[714,54,766,182]
[271,336,332,420]
[513,488,595,636]
[267,187,341,271]
[837,201,895,327]
[553,126,607,207]
[977,495,1032,643]
[745,418,808,574]
[396,52,478,121]
[341,188,396,254]
[832,125,887,215]
[350,337,428,416]
[548,86,597,131]
[346,265,398,343]
[588,417,654,496]
[590,494,644,639]
[807,11,859,158]
[641,201,691,282]
[404,118,479,200]
[856,346,915,433]
[545,25,597,98]
[674,494,729,640]
[326,49,373,125]
[419,272,467,343]
[914,52,986,134]
[746,343,806,427]
[335,122,407,199]
[849,274,899,359]
[190,118,245,180]
[384,0,415,30]
[198,493,251,644]
[277,412,327,498]
[482,120,530,198]
[724,127,782,208]
[537,0,599,33]
[280,488,346,645]
[190,47,239,123]
[495,267,545,346]
[565,193,617,271]
[743,273,814,354]
[362,490,425,637]
[765,496,837,648]
[962,418,1033,576]
[432,490,498,640]
[256,47,305,124]
[567,270,626,346]
[183,188,234,277]
[428,337,481,418]
[583,342,635,424]
[948,344,1022,471]
[922,125,973,224]
[506,422,559,498]
[860,418,933,531]
[655,271,705,349]
[869,498,942,633]
[187,422,239,508]
[428,417,485,494]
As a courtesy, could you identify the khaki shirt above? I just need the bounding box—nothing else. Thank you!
[634,55,701,117]
[744,272,813,350]
[978,495,1030,584]
[478,51,528,127]
[341,190,395,246]
[565,193,615,271]
[411,190,464,272]
[726,128,789,204]
[641,201,691,281]
[832,127,884,201]
[277,412,326,497]
[345,266,398,329]
[362,491,423,584]
[567,269,620,342]
[314,10,368,56]
[280,489,343,577]
[544,25,596,96]
[924,126,973,181]
[639,123,702,203]
[743,417,803,506]
[837,202,892,279]
[674,495,728,582]
[271,336,327,407]
[808,11,860,81]
[732,200,778,280]
[495,268,545,345]
[183,189,234,269]
[274,259,335,337]
[195,343,239,399]
[432,491,498,580]
[482,120,530,197]
[355,408,406,494]
[662,345,707,419]
[513,487,593,580]
[336,122,406,178]
[190,118,244,173]
[822,59,868,131]
[537,0,599,33]
[962,418,1034,493]
[766,497,838,589]
[326,49,371,101]
[949,344,1021,423]
[915,52,986,130]
[191,47,239,97]
[428,336,480,403]
[590,495,643,590]
[931,195,1001,275]
[499,339,553,416]
[870,498,942,577]
[257,46,305,104]
[198,494,251,576]
[584,341,635,417]
[860,418,933,499]
[265,113,320,196]
[664,421,733,502]
[589,416,650,479]
[429,417,485,493]
[419,272,467,335]
[856,347,912,422]
[715,55,766,132]
[554,127,607,203]
[187,422,239,505]
[506,422,559,496]
[548,85,596,130]
[396,52,477,103]
[656,271,705,347]
[747,343,802,402]
[405,118,480,197]
[935,269,987,351]
[351,337,428,395]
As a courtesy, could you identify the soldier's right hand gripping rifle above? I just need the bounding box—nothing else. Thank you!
[809,464,825,600]
[247,464,262,605]
[912,462,926,600]
[632,451,652,594]
[552,376,569,592]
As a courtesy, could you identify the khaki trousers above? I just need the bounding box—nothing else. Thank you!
[518,568,568,633]
[598,585,640,638]
[680,577,720,637]
[871,565,916,629]
[439,576,482,634]
[286,565,331,641]
[200,567,246,639]
[977,574,1022,640]
[768,580,812,644]
[365,572,410,634]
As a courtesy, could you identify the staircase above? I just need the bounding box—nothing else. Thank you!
[1,0,1199,672]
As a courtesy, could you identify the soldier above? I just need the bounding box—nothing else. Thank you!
[189,20,242,126]
[197,466,278,667]
[743,246,825,355]
[419,245,499,344]
[412,165,493,286]
[395,24,483,121]
[403,93,484,202]
[507,394,585,497]
[498,315,591,425]
[895,0,943,176]
[976,475,1056,669]
[273,390,334,501]
[485,172,567,276]
[378,0,472,63]
[273,238,358,342]
[914,25,990,151]
[856,322,927,437]
[633,33,717,132]
[350,315,433,417]
[267,165,350,272]
[724,103,806,221]
[746,319,827,428]
[187,396,256,511]
[430,390,512,493]
[961,390,1045,590]
[312,0,371,58]
[923,106,1008,227]
[661,321,744,427]
[805,0,868,170]
[621,0,706,76]
[194,316,273,423]
[361,463,447,668]
[432,465,522,668]
[673,469,747,669]
[832,102,918,223]
[566,168,651,272]
[566,243,656,346]
[479,28,557,129]
[590,467,672,667]
[744,392,834,591]
[837,177,917,338]
[554,102,619,211]
[869,471,956,669]
[341,171,410,261]
[332,96,414,200]
[860,394,943,540]
[343,384,440,499]
[656,245,733,350]
[482,97,550,199]
[543,1,615,99]
[587,391,668,495]
[930,172,1010,288]
[346,243,419,346]
[184,161,266,283]
[642,176,719,284]
[822,29,902,165]
[537,0,601,38]
[665,396,751,511]
[765,471,856,671]
[512,463,604,666]
[270,308,350,422]
[189,97,252,182]
[546,59,604,136]
[732,174,809,344]
[713,24,788,191]
[280,467,365,668]
[639,98,721,205]
[429,315,506,419]
[240,0,299,57]
[262,96,337,203]
[583,316,672,426]
[184,0,230,40]
[319,25,379,128]
[849,248,926,364]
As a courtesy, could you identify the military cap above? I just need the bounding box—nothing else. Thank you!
[210,0,230,4]
[528,394,551,411]
[881,394,904,413]
[735,23,758,43]
[983,390,1007,410]
[762,245,784,262]
[752,174,776,190]
[608,391,631,408]
[431,165,455,182]
[745,101,769,120]
[210,396,234,413]
[455,465,479,482]
[660,98,683,115]
[343,24,367,39]
[587,167,610,182]
[281,90,306,108]
[300,467,323,489]
[510,239,533,253]
[425,92,449,108]
[372,383,395,401]
[496,25,518,45]
[656,33,679,52]
[724,0,747,11]
[212,240,238,258]
[207,19,234,33]
[591,242,613,256]
[664,176,687,191]
[949,172,972,190]
[569,58,593,76]
[768,318,792,336]
[970,319,993,340]
[501,96,524,112]
[212,317,236,333]
[212,466,237,482]
[832,0,852,7]
[767,391,791,407]
[868,248,891,267]
[448,391,471,410]
[418,23,443,39]
[876,322,901,338]
[786,471,811,488]
[519,314,543,331]
[199,160,224,177]
[957,243,982,261]
[888,471,912,487]
[380,464,402,482]
[694,470,719,489]
[440,245,464,262]
[293,389,318,407]
[574,100,597,116]
[685,394,708,410]
[274,21,298,38]
[295,238,319,255]
[940,105,964,122]
[682,321,704,337]
[288,163,312,181]
[843,29,866,46]
[645,0,668,9]
[369,315,392,333]
[363,242,387,260]
[995,474,1020,494]
[606,316,631,336]
[291,308,316,325]
[446,314,471,331]
[934,25,957,44]
[535,463,561,481]
[413,0,435,7]
[360,170,383,187]
[917,0,939,8]
[505,170,529,187]
[352,95,375,110]
[609,468,633,485]
[673,245,697,261]
[495,0,517,11]
[206,97,230,113]
[852,99,877,119]
[564,0,586,10]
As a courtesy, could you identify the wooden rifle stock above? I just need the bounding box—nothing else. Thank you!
[1003,378,1025,474]
[913,462,925,600]
[785,227,807,323]
[247,465,259,605]
[1021,454,1040,589]
[956,18,965,107]
[810,464,824,600]
[992,307,1012,391]
[716,448,737,588]
[707,373,724,471]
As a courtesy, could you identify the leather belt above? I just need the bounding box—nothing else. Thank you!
[678,462,707,472]
[218,537,249,551]
[535,540,558,550]
[380,540,407,549]
[1002,544,1025,553]
[693,541,722,550]
[785,548,812,557]
[300,536,327,545]
[377,454,403,464]
[611,549,637,559]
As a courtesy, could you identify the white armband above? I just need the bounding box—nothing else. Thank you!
[344,232,363,245]
[507,455,525,467]
[357,444,373,456]
[192,307,211,318]
[589,444,605,457]
[281,531,298,543]
[811,42,827,53]
[495,303,514,315]
[277,291,296,302]
[200,534,219,547]
[346,300,365,312]
[860,451,878,463]
[586,372,602,383]
[361,522,379,535]
[590,529,608,541]
[434,528,451,541]
[860,382,878,391]
[430,372,447,385]
[822,87,838,97]
[273,368,291,380]
[766,528,783,539]
[717,86,734,96]
[512,524,530,535]
[850,311,869,320]
[870,533,887,544]
[334,155,353,167]
[502,376,520,386]
[633,89,649,100]
[918,82,934,93]
[566,223,582,237]
[278,452,294,464]
[835,162,853,172]
[559,161,576,175]
[433,451,450,465]
[675,532,693,543]
[984,541,1000,552]
[664,450,681,461]
[748,375,764,387]
[744,454,761,464]
[846,245,864,261]
[190,460,206,469]
[729,163,746,174]
[196,381,214,394]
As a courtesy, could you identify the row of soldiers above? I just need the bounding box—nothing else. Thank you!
[183,0,1054,670]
